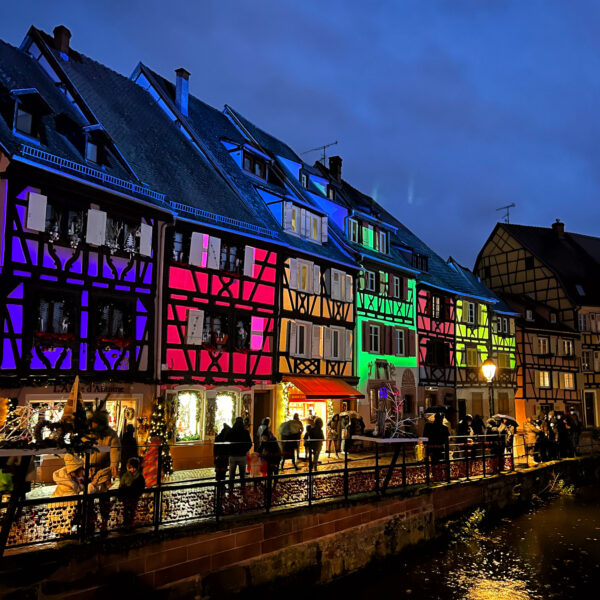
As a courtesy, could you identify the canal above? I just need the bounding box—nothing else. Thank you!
[313,484,600,600]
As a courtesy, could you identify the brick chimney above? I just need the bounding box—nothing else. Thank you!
[175,68,190,117]
[329,155,342,182]
[552,219,565,237]
[53,25,71,56]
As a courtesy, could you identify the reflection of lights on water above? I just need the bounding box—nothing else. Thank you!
[463,577,531,600]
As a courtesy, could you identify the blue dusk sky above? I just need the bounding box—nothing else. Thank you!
[1,0,599,266]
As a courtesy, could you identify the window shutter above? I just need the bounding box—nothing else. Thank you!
[312,264,321,295]
[299,208,307,236]
[284,202,293,230]
[402,278,409,301]
[324,269,332,295]
[244,245,255,277]
[311,325,322,358]
[207,236,221,270]
[139,222,153,256]
[491,317,498,334]
[345,274,353,303]
[531,335,538,354]
[408,329,416,357]
[550,337,557,356]
[362,321,369,352]
[26,192,47,232]
[534,371,540,388]
[86,208,107,246]
[382,326,391,355]
[345,329,352,361]
[321,216,328,243]
[288,258,298,289]
[323,327,332,359]
[186,309,204,345]
[332,269,342,300]
[552,371,559,389]
[189,232,206,267]
[509,318,515,335]
[288,321,297,356]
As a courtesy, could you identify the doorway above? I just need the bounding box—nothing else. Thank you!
[252,390,272,445]
[584,391,596,427]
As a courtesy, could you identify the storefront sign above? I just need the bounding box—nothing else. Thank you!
[52,383,127,394]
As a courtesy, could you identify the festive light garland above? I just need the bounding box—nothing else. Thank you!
[281,382,293,421]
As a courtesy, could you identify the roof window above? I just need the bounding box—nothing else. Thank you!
[243,151,267,180]
[576,284,585,296]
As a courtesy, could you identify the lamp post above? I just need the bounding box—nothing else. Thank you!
[481,357,497,418]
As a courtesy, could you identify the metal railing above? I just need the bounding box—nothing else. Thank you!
[0,434,597,556]
[20,145,166,203]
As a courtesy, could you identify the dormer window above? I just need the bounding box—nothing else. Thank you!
[15,106,34,135]
[301,173,308,188]
[550,313,557,324]
[284,202,326,243]
[327,186,335,200]
[376,230,388,254]
[243,151,266,179]
[85,140,98,163]
[525,309,534,321]
[348,218,359,243]
[412,253,429,272]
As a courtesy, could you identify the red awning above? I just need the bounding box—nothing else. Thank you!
[284,377,364,400]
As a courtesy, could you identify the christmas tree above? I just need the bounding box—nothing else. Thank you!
[147,397,173,474]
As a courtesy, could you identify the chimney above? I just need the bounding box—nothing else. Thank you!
[552,219,565,237]
[329,155,342,182]
[53,25,71,56]
[175,68,190,117]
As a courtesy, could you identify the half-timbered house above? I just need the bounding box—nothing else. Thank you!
[0,31,170,433]
[475,219,598,425]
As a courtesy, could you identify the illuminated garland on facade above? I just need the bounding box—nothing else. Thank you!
[281,382,293,421]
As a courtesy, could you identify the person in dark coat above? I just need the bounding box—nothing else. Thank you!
[423,412,449,464]
[119,457,145,530]
[471,414,485,436]
[258,432,281,481]
[225,417,253,490]
[120,424,138,476]
[213,423,231,481]
[256,417,273,444]
[457,414,474,457]
[307,417,325,468]
[568,408,582,455]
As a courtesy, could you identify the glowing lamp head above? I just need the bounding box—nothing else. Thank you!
[481,357,497,382]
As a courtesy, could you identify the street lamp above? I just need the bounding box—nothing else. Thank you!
[481,357,497,417]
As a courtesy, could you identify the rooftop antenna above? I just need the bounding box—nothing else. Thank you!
[301,140,338,163]
[496,202,516,223]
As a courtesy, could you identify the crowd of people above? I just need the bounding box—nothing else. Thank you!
[523,408,582,464]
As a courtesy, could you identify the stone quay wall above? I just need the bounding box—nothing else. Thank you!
[1,455,599,599]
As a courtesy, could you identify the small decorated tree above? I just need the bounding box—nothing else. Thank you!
[147,397,173,475]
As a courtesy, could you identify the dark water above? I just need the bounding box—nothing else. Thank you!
[317,484,600,600]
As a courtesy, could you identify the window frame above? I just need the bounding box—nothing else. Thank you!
[539,370,551,388]
[394,329,405,356]
[242,150,267,180]
[14,105,35,137]
[368,324,381,354]
[348,218,359,243]
[365,270,376,292]
[467,302,476,325]
[465,347,478,368]
[538,336,550,355]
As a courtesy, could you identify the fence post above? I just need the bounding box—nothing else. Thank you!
[402,444,407,487]
[445,440,451,483]
[343,447,349,500]
[80,452,91,541]
[375,443,380,494]
[308,448,313,507]
[153,444,163,533]
[465,439,470,481]
[265,469,272,513]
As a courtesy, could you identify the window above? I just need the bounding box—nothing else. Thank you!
[369,324,380,354]
[582,350,592,371]
[538,337,549,355]
[296,322,310,357]
[37,296,75,335]
[331,327,345,360]
[298,260,311,292]
[348,218,359,243]
[525,256,534,270]
[562,339,574,357]
[483,266,491,279]
[425,340,450,367]
[525,309,534,321]
[172,231,188,262]
[365,270,376,292]
[539,371,551,388]
[498,353,510,369]
[242,151,266,179]
[550,313,557,324]
[176,392,202,441]
[576,284,585,296]
[578,313,588,332]
[502,318,509,333]
[202,313,229,348]
[412,253,429,271]
[215,393,237,434]
[362,223,374,249]
[97,300,133,339]
[431,296,441,320]
[466,302,476,325]
[563,372,575,390]
[291,206,299,233]
[220,244,242,273]
[301,173,308,188]
[466,347,478,367]
[394,329,405,356]
[393,276,402,299]
[311,215,320,241]
[378,271,388,295]
[377,230,387,254]
[85,140,98,164]
[327,186,335,200]
[15,106,33,135]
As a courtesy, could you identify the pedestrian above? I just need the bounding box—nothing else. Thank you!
[213,423,231,482]
[340,415,352,454]
[291,413,303,463]
[546,411,558,459]
[523,416,540,466]
[555,413,570,458]
[120,424,138,477]
[225,417,252,491]
[119,457,145,530]
[457,414,474,457]
[303,424,312,460]
[307,417,325,469]
[256,417,272,443]
[279,414,303,470]
[472,414,485,436]
[568,408,582,455]
[258,432,281,486]
[327,414,341,457]
[423,412,449,464]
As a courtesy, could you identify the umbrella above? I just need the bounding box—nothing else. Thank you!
[339,410,360,418]
[493,414,518,427]
[424,405,447,414]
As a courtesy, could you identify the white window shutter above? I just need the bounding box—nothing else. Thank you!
[139,222,153,256]
[288,321,298,356]
[244,245,255,277]
[345,329,352,361]
[186,309,204,345]
[509,318,515,335]
[26,192,47,232]
[323,327,332,359]
[338,329,345,361]
[332,269,342,300]
[299,209,306,236]
[189,232,207,267]
[491,317,498,333]
[312,264,321,295]
[321,216,328,243]
[86,208,107,246]
[311,325,322,358]
[207,236,221,269]
[283,202,293,231]
[289,258,298,289]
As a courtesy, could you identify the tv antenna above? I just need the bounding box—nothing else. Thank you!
[301,140,338,163]
[496,202,516,223]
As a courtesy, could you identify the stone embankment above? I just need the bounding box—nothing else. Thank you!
[1,455,599,599]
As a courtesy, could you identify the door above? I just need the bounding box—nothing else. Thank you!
[252,390,271,445]
[584,392,596,427]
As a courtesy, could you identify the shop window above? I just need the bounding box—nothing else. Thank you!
[176,391,203,441]
[215,392,237,434]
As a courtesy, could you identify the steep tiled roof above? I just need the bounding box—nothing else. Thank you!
[501,223,600,306]
[498,293,576,333]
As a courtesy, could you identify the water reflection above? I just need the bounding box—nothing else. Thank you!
[315,484,600,600]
